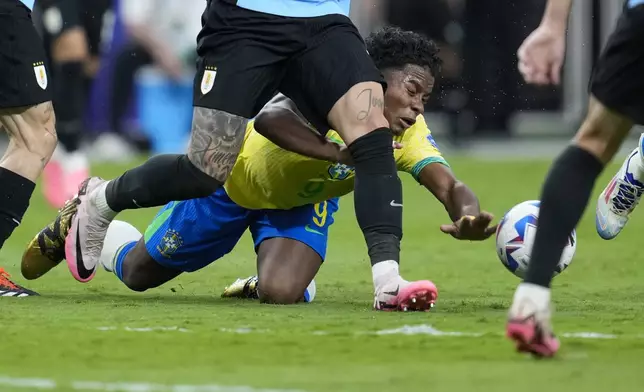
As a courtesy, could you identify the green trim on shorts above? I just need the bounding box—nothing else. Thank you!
[144,201,179,242]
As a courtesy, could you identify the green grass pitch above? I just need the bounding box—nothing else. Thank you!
[2,157,644,392]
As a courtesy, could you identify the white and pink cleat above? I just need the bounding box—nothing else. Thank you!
[373,277,438,312]
[65,177,113,283]
[506,283,559,358]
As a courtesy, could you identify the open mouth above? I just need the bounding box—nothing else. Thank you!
[400,117,415,129]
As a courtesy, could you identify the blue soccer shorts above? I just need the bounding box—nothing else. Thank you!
[144,188,339,272]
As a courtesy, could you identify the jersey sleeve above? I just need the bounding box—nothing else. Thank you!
[395,116,449,181]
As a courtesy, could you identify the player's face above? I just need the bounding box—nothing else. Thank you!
[383,65,434,135]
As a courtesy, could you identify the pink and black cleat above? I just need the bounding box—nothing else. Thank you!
[506,316,560,358]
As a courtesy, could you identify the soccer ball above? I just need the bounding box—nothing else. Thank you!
[495,200,576,279]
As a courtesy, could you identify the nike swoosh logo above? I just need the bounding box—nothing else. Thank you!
[304,225,324,236]
[383,285,399,297]
[390,200,403,207]
[596,204,610,230]
[75,220,95,280]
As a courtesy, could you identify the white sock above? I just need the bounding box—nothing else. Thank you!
[93,181,118,220]
[372,260,400,290]
[99,220,142,272]
[513,282,551,309]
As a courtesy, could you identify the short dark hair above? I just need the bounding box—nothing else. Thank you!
[366,26,442,78]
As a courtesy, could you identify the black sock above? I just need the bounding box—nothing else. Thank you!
[0,168,35,249]
[105,154,222,212]
[348,129,402,265]
[525,145,604,287]
[53,62,85,152]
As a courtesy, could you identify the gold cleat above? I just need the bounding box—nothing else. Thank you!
[21,198,79,280]
[221,276,259,299]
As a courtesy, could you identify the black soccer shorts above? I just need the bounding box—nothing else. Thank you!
[0,0,52,108]
[193,0,385,129]
[590,1,644,125]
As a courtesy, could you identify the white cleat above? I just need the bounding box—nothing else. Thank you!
[373,276,437,312]
[596,138,644,240]
[64,177,113,282]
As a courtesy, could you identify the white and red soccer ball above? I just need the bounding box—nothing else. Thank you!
[495,200,577,279]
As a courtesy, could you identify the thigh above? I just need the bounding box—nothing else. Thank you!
[144,188,252,272]
[250,198,340,261]
[0,2,51,108]
[280,15,385,131]
[590,2,644,125]
[194,0,303,119]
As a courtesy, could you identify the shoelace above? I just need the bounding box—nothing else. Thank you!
[85,212,112,262]
[0,268,19,290]
[72,187,110,266]
[611,178,644,216]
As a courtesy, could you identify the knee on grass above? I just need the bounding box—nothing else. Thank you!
[258,276,305,305]
[120,264,152,292]
[119,256,162,293]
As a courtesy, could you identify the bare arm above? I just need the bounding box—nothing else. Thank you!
[517,0,572,85]
[418,163,495,241]
[418,163,479,221]
[540,0,574,31]
[254,94,348,163]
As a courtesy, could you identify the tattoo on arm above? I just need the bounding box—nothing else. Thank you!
[187,107,248,183]
[356,88,385,121]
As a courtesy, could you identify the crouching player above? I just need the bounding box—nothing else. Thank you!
[22,27,496,310]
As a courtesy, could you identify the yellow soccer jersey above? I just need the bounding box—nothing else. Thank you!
[223,115,449,210]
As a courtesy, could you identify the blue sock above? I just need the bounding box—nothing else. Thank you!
[113,241,137,283]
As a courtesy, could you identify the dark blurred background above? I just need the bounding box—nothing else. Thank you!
[6,0,636,163]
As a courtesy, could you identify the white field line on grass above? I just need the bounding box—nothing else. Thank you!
[97,326,191,333]
[0,376,306,392]
[370,325,641,339]
[371,325,483,337]
[0,377,56,389]
[96,324,642,340]
[370,325,628,339]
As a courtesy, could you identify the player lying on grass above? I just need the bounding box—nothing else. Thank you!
[22,27,496,310]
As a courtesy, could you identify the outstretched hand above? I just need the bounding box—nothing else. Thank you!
[440,212,497,241]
